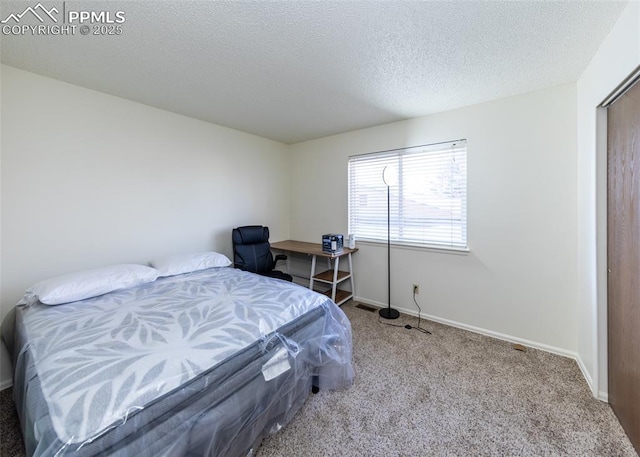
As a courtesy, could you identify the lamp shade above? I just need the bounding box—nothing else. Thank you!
[382,165,398,187]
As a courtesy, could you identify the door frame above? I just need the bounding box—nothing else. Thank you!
[595,104,608,400]
[596,68,640,401]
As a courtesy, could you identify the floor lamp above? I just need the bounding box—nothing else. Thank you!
[379,166,400,320]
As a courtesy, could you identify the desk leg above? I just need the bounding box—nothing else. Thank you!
[309,254,317,291]
[348,252,355,298]
[332,257,340,302]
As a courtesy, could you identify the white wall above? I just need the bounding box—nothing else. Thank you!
[0,65,290,386]
[576,1,640,399]
[4,9,633,393]
[289,84,578,355]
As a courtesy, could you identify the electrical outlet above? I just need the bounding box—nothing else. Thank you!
[413,284,419,295]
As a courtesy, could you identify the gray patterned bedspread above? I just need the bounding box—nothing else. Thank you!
[13,267,353,450]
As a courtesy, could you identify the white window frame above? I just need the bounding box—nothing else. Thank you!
[348,140,468,252]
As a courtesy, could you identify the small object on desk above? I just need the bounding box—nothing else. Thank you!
[348,234,356,249]
[322,234,344,254]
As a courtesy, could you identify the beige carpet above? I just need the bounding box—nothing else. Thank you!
[257,301,636,456]
[1,301,636,456]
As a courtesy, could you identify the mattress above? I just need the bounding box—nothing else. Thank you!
[3,267,354,456]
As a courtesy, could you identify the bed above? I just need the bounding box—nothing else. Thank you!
[2,265,354,456]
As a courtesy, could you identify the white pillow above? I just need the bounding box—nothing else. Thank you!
[151,251,231,277]
[27,264,159,305]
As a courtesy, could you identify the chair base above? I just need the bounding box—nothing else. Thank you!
[264,270,293,282]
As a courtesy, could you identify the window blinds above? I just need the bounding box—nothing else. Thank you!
[348,140,467,250]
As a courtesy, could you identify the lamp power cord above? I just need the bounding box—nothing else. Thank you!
[404,292,431,334]
[377,290,432,335]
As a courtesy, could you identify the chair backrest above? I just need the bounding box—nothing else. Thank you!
[232,226,274,274]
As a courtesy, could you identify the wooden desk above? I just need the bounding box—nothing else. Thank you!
[271,240,358,306]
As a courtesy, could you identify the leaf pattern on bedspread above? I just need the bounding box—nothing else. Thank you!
[20,268,332,444]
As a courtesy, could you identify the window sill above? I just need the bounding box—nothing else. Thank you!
[355,239,470,255]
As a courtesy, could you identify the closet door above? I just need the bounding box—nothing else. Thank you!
[608,78,640,454]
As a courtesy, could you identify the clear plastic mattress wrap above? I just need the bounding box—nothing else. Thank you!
[2,267,354,457]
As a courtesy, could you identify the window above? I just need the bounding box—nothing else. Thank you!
[348,140,467,250]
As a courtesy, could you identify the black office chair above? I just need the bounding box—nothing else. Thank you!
[232,226,293,282]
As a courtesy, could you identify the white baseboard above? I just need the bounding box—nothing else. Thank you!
[354,296,579,359]
[351,296,599,387]
[574,354,604,401]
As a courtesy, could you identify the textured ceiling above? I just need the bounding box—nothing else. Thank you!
[0,1,628,144]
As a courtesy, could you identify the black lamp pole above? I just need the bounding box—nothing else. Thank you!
[380,168,400,320]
